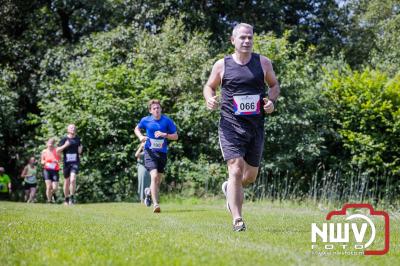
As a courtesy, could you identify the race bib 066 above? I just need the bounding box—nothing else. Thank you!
[149,138,164,149]
[66,153,77,162]
[233,94,260,115]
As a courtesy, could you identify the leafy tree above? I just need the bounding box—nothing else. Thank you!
[36,19,215,201]
[323,68,400,176]
[0,68,18,173]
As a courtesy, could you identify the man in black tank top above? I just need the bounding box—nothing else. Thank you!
[57,124,83,205]
[203,23,280,232]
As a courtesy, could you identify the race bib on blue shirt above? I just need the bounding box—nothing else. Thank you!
[149,138,164,149]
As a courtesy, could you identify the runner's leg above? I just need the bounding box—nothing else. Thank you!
[227,158,245,220]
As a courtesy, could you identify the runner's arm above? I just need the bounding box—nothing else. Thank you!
[56,140,69,153]
[134,125,147,143]
[135,143,144,158]
[164,132,178,140]
[203,59,223,110]
[260,56,280,102]
[40,151,46,165]
[154,130,178,140]
[20,166,28,178]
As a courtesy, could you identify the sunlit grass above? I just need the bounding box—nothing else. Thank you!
[0,200,398,265]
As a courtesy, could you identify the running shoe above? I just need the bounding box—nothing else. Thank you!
[144,187,151,207]
[69,195,75,205]
[233,218,246,232]
[52,194,57,203]
[221,181,231,213]
[153,204,161,213]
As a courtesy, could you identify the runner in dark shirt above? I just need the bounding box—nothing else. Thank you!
[57,124,83,205]
[203,23,280,231]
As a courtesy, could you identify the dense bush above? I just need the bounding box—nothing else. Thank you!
[34,19,216,202]
[26,20,400,204]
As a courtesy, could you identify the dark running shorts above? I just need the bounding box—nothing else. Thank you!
[144,149,167,173]
[218,117,265,167]
[63,163,79,178]
[43,169,60,182]
[24,182,37,190]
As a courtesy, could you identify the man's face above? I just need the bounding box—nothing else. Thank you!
[0,167,4,174]
[149,104,162,118]
[67,124,76,135]
[231,27,253,54]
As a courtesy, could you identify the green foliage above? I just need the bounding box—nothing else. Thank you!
[0,68,18,152]
[166,156,227,197]
[1,1,400,203]
[35,19,215,201]
[254,33,328,174]
[324,68,400,175]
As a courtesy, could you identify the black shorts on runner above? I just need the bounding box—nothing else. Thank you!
[144,149,167,173]
[63,163,79,178]
[24,183,37,190]
[43,169,60,182]
[218,117,265,167]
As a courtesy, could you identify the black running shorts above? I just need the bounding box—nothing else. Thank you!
[144,149,167,173]
[24,182,37,190]
[63,163,79,178]
[218,117,265,167]
[43,169,60,182]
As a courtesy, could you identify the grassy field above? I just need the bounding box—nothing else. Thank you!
[0,199,399,265]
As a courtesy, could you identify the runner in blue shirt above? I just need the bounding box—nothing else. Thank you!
[134,99,178,213]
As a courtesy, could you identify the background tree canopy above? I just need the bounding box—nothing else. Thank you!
[1,0,399,204]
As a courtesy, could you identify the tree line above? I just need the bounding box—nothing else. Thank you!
[1,0,399,204]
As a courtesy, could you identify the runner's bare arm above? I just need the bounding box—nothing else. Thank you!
[203,59,224,110]
[155,131,178,140]
[78,145,83,155]
[135,143,144,158]
[56,140,70,153]
[134,125,147,143]
[41,151,46,165]
[167,132,178,140]
[260,56,280,113]
[260,56,280,102]
[20,166,28,178]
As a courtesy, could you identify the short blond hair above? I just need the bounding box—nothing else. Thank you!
[232,23,253,37]
[148,99,161,110]
[47,137,56,145]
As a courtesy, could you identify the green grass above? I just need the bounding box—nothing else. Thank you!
[1,200,399,265]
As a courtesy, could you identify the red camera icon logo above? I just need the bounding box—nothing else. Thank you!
[311,203,390,255]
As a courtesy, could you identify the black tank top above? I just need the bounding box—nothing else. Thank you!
[221,53,266,127]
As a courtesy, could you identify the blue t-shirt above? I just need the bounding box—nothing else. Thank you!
[137,114,177,153]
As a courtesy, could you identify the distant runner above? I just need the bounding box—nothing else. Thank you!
[135,142,151,205]
[134,99,178,213]
[21,156,38,203]
[41,138,61,203]
[57,124,83,205]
